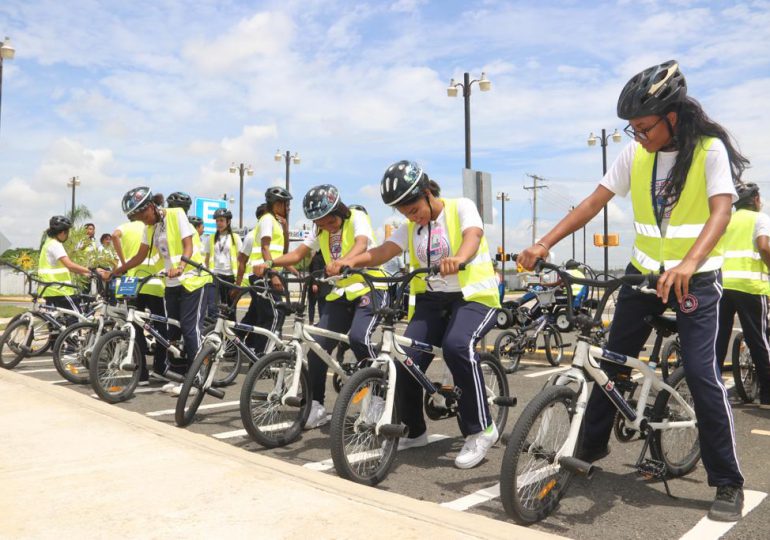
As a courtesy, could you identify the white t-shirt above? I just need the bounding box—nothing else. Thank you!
[141,212,194,287]
[753,212,770,243]
[389,198,484,293]
[600,140,737,236]
[303,210,376,259]
[46,239,68,267]
[239,215,282,258]
[210,233,241,275]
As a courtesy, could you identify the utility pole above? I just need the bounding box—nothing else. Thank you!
[570,206,576,259]
[523,174,548,244]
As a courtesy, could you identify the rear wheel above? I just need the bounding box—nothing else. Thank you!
[543,324,565,366]
[26,312,57,356]
[494,329,524,374]
[0,318,34,369]
[52,322,98,384]
[175,342,216,427]
[478,353,511,433]
[660,338,681,382]
[731,333,758,404]
[90,330,142,403]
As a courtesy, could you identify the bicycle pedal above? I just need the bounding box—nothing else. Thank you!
[636,459,667,480]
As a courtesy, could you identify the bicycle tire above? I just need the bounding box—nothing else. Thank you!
[500,385,579,524]
[543,324,565,367]
[0,319,33,369]
[650,366,700,477]
[660,338,681,382]
[329,366,399,486]
[477,352,511,433]
[90,329,142,403]
[200,323,242,387]
[26,312,57,356]
[493,329,523,374]
[239,351,311,448]
[175,342,216,427]
[52,321,98,384]
[731,332,758,404]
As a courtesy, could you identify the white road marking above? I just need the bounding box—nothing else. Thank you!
[145,400,239,417]
[751,429,770,436]
[20,358,54,365]
[213,429,248,439]
[441,483,500,511]
[17,368,58,374]
[303,434,450,472]
[679,490,766,540]
[524,366,570,378]
[90,387,161,399]
[48,379,68,384]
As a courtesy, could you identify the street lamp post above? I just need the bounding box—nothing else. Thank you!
[228,162,253,230]
[497,191,510,290]
[447,72,491,169]
[274,149,300,232]
[0,36,16,136]
[587,128,622,275]
[66,176,80,217]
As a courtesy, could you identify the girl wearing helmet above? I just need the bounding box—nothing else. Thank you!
[205,208,242,318]
[331,161,501,469]
[517,60,748,521]
[113,187,211,393]
[253,185,387,429]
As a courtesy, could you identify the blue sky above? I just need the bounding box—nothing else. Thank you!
[1,0,769,269]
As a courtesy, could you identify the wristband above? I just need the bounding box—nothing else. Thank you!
[265,260,274,269]
[535,241,550,252]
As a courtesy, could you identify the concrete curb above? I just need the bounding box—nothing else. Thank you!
[0,368,566,540]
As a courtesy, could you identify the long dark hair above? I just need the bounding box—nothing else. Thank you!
[664,97,750,201]
[214,220,233,243]
[313,201,351,236]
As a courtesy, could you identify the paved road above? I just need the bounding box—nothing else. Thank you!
[8,322,770,540]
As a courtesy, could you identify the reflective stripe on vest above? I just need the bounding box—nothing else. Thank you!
[630,137,723,274]
[153,207,211,292]
[406,198,501,318]
[208,232,239,277]
[722,209,770,295]
[38,237,75,297]
[119,221,164,297]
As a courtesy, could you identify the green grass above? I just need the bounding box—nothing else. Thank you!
[0,305,27,318]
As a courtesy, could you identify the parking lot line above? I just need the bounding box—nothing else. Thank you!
[679,490,766,540]
[20,358,54,365]
[440,483,500,511]
[146,400,239,417]
[751,429,770,436]
[17,368,58,374]
[524,366,570,378]
[213,428,248,439]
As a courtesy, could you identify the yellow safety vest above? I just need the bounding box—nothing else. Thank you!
[318,209,386,301]
[146,208,210,292]
[407,198,501,318]
[249,214,285,277]
[630,137,723,274]
[37,237,75,298]
[566,268,586,297]
[722,209,770,295]
[118,221,165,297]
[208,232,240,277]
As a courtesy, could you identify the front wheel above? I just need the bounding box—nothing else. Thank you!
[731,333,758,404]
[239,351,311,448]
[494,329,524,374]
[0,318,35,369]
[330,366,398,486]
[202,324,242,387]
[52,321,98,384]
[478,352,511,433]
[543,324,565,367]
[500,385,579,524]
[90,330,142,403]
[650,366,700,477]
[175,342,217,427]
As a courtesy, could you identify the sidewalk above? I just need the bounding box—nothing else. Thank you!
[0,369,566,540]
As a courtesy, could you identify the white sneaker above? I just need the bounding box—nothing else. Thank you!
[161,382,178,393]
[454,423,499,469]
[363,396,386,424]
[172,385,198,397]
[397,432,429,450]
[304,400,330,430]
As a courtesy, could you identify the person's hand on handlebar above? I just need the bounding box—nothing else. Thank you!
[439,256,464,276]
[325,260,346,276]
[111,265,126,278]
[252,263,268,277]
[93,268,111,281]
[167,266,183,279]
[516,243,549,271]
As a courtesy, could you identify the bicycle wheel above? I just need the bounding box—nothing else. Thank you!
[0,318,33,369]
[650,366,700,477]
[239,351,311,448]
[52,321,98,384]
[493,329,524,374]
[731,332,758,404]
[212,333,242,387]
[478,352,511,433]
[660,338,681,382]
[26,313,57,356]
[175,342,216,427]
[330,366,399,486]
[543,324,565,367]
[90,329,142,403]
[500,385,579,524]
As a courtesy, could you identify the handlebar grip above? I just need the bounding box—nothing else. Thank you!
[181,256,203,271]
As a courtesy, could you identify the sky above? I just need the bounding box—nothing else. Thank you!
[1,0,769,270]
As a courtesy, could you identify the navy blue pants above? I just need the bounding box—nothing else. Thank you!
[308,290,385,405]
[133,293,167,378]
[240,289,284,356]
[397,292,497,438]
[715,289,770,404]
[583,265,743,487]
[163,285,206,375]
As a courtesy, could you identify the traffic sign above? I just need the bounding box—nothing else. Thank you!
[195,198,227,234]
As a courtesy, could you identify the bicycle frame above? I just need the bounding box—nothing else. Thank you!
[115,307,181,369]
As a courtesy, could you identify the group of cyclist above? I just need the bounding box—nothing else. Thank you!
[33,59,768,522]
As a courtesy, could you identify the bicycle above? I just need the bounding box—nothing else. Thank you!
[329,265,515,486]
[731,332,758,404]
[499,259,699,524]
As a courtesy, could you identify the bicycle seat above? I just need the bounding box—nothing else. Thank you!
[644,314,678,337]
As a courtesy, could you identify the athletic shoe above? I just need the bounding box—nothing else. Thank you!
[303,400,330,430]
[172,385,198,397]
[397,432,429,450]
[161,382,179,393]
[454,423,499,469]
[708,485,744,522]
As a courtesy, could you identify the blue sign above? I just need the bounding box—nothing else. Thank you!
[195,198,227,234]
[116,276,140,297]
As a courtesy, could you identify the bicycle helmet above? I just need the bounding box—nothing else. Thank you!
[48,215,72,232]
[348,204,368,215]
[380,160,428,207]
[564,259,581,270]
[122,186,154,216]
[735,182,760,207]
[167,191,192,212]
[213,208,232,220]
[617,60,687,120]
[188,215,203,227]
[265,186,293,204]
[303,184,341,220]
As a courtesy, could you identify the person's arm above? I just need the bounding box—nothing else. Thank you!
[253,245,311,276]
[168,235,192,278]
[113,244,150,276]
[58,256,92,277]
[111,229,126,265]
[757,236,770,271]
[439,227,484,276]
[655,194,732,303]
[328,241,403,275]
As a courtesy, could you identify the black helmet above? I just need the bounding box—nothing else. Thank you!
[255,203,268,219]
[617,60,687,120]
[380,160,428,207]
[188,215,203,227]
[122,186,154,216]
[48,215,72,233]
[348,204,368,215]
[167,191,192,212]
[265,186,293,204]
[735,182,760,207]
[213,208,232,220]
[303,184,340,220]
[564,259,581,270]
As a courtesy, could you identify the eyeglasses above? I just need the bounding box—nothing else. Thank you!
[623,116,665,142]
